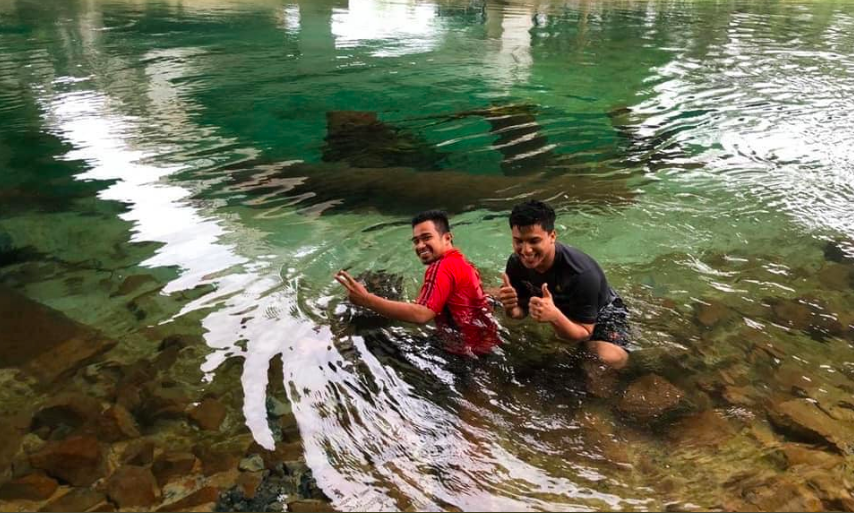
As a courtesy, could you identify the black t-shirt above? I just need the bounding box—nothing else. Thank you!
[505,242,615,324]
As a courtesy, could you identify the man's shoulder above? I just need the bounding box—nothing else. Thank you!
[555,242,600,273]
[443,250,479,274]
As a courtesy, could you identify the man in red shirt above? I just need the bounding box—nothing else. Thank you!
[335,210,500,356]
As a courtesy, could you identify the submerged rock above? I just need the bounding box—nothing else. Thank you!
[114,274,158,297]
[722,385,758,407]
[121,438,156,466]
[29,435,105,486]
[795,469,854,511]
[322,111,444,170]
[106,465,160,508]
[0,285,117,385]
[582,360,620,399]
[247,441,303,471]
[156,486,220,512]
[668,410,735,448]
[287,500,338,512]
[336,270,404,334]
[193,439,250,476]
[818,263,854,291]
[766,397,854,453]
[31,393,102,438]
[136,383,190,425]
[769,298,812,330]
[38,488,106,512]
[618,374,684,422]
[693,300,737,328]
[152,452,197,487]
[823,240,854,264]
[0,414,28,481]
[216,466,333,513]
[576,409,630,466]
[96,405,141,442]
[0,472,58,501]
[723,472,823,511]
[235,471,264,500]
[239,455,265,473]
[776,443,843,470]
[189,398,228,432]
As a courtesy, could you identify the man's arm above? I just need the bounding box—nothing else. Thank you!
[361,294,436,324]
[547,309,594,342]
[335,270,436,325]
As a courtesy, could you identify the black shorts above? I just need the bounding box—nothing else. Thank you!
[590,296,631,349]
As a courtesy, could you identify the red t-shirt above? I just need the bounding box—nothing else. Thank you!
[416,249,500,355]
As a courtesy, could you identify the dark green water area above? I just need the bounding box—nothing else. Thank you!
[1,0,854,510]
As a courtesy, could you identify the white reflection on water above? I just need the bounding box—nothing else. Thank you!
[485,4,534,89]
[332,0,441,57]
[46,91,248,294]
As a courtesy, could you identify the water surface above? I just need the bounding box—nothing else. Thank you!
[1,0,853,510]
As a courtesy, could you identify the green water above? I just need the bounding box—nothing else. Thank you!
[1,0,854,511]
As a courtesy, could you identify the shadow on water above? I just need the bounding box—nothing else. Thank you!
[199,102,661,217]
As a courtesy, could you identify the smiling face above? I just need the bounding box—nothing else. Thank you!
[511,223,556,273]
[412,220,453,265]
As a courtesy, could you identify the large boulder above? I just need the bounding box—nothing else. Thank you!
[29,435,105,486]
[618,374,684,421]
[0,285,117,385]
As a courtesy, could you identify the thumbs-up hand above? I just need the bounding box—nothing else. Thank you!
[541,283,552,299]
[530,283,559,323]
[497,272,519,311]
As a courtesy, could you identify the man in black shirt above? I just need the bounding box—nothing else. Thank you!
[497,200,630,369]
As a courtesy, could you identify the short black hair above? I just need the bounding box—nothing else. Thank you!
[411,210,450,234]
[509,200,556,232]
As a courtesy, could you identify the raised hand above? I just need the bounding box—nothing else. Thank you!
[335,270,373,308]
[529,283,560,323]
[497,272,519,312]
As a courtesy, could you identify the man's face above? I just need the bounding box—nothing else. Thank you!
[412,221,452,265]
[511,224,556,273]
